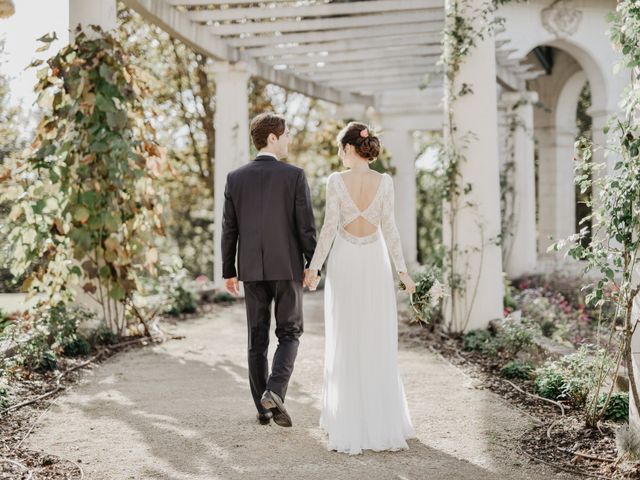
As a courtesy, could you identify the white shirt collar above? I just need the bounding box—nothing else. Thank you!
[257,151,279,160]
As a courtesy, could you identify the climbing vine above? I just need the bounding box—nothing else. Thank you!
[549,0,640,436]
[0,26,168,336]
[439,0,517,332]
[499,96,536,267]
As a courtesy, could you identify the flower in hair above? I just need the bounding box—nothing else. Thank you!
[360,128,369,138]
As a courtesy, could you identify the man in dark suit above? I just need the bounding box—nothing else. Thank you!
[221,112,318,427]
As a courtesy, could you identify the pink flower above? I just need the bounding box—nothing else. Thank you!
[360,128,369,138]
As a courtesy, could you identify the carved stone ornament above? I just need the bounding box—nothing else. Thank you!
[541,0,583,37]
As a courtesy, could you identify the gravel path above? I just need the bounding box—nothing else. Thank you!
[25,291,579,479]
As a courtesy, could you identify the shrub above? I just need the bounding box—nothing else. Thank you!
[92,326,118,346]
[463,329,494,353]
[597,392,629,423]
[496,314,541,355]
[533,345,613,406]
[500,360,534,380]
[213,291,235,304]
[533,364,565,400]
[0,378,10,409]
[166,285,197,316]
[14,333,58,372]
[63,337,92,356]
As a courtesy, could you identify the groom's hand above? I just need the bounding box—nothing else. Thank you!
[225,277,240,296]
[304,269,320,291]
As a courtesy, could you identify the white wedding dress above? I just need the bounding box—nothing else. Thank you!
[309,171,416,455]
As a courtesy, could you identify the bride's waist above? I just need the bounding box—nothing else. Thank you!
[337,227,381,245]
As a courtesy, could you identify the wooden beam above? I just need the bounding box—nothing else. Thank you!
[345,82,437,93]
[289,57,438,75]
[168,0,298,4]
[264,46,441,67]
[187,0,442,22]
[243,32,442,58]
[122,0,374,105]
[329,74,430,88]
[227,21,443,48]
[203,10,444,35]
[304,66,439,83]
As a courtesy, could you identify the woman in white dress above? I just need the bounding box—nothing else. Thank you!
[306,122,417,455]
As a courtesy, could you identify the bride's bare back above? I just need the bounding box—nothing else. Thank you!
[339,170,384,237]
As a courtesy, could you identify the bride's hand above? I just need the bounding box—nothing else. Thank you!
[398,272,416,294]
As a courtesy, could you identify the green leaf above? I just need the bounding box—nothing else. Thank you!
[105,214,120,233]
[95,93,115,113]
[32,199,46,215]
[106,110,128,130]
[99,265,111,279]
[109,283,125,300]
[36,32,58,43]
[73,205,90,224]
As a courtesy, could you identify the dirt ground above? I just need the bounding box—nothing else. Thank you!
[24,291,581,479]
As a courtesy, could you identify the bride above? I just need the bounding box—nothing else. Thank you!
[305,121,417,455]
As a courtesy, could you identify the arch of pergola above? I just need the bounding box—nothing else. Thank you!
[61,0,623,331]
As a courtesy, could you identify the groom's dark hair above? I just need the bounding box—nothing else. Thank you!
[250,112,286,150]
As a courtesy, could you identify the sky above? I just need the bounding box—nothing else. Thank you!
[1,0,68,110]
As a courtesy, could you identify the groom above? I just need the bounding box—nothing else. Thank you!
[221,112,319,427]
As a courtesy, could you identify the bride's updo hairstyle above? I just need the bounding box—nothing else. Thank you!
[337,121,381,162]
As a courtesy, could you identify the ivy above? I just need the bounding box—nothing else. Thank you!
[0,25,167,336]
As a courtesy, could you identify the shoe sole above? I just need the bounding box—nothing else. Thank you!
[261,393,292,427]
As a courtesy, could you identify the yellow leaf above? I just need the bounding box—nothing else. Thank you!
[146,247,158,264]
[104,236,119,251]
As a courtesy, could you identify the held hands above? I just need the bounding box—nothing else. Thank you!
[225,277,240,296]
[303,268,321,291]
[398,271,416,294]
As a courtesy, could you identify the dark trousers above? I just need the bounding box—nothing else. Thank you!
[243,280,303,414]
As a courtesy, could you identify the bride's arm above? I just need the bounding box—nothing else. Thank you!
[380,173,408,274]
[308,173,340,274]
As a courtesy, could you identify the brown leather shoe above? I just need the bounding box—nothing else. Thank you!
[260,390,292,427]
[256,411,272,425]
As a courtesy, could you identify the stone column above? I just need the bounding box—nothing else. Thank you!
[69,0,117,40]
[442,0,504,332]
[536,120,577,261]
[501,91,538,279]
[378,119,418,272]
[210,62,251,289]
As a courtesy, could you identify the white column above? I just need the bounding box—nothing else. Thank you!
[442,0,504,332]
[501,91,538,278]
[69,0,116,39]
[210,61,251,289]
[537,124,577,259]
[379,120,418,272]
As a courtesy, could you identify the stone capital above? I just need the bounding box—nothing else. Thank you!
[208,61,252,82]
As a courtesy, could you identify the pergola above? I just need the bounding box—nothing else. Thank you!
[67,0,544,330]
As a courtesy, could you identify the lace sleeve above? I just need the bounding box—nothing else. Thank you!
[309,173,340,272]
[380,174,408,273]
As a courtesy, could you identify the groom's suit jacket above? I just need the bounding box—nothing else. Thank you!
[221,154,318,282]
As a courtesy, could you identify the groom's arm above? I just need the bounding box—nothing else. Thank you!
[293,169,317,270]
[221,173,239,279]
